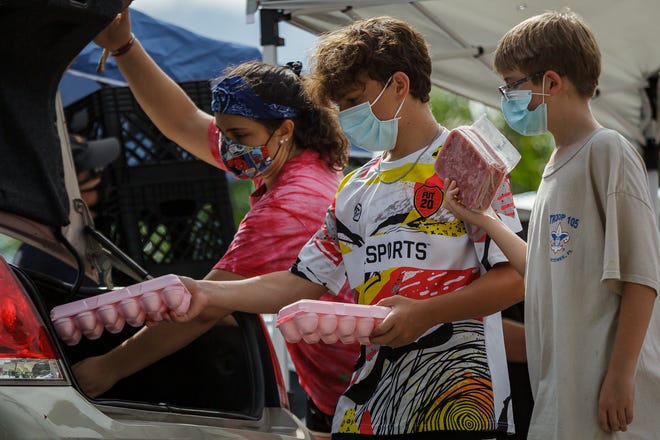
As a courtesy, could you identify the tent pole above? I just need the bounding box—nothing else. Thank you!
[260,8,286,65]
[259,6,291,392]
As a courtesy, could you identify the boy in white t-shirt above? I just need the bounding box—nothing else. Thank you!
[445,10,660,440]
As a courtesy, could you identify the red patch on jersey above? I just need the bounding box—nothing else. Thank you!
[414,184,443,218]
[372,266,481,303]
[359,409,374,434]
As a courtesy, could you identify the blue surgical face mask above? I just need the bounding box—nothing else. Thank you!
[338,77,406,152]
[500,76,549,136]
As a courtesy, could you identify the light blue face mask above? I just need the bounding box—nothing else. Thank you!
[500,76,549,136]
[338,77,406,152]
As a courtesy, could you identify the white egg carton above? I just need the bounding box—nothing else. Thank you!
[276,299,391,345]
[50,274,191,345]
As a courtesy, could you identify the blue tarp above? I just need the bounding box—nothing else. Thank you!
[60,9,372,159]
[60,9,262,106]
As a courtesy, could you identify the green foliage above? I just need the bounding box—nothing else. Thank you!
[227,179,254,227]
[0,234,20,261]
[429,87,473,129]
[505,129,554,194]
[429,87,554,193]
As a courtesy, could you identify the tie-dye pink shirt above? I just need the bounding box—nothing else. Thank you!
[208,122,359,415]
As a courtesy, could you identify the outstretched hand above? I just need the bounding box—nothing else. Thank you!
[161,276,210,323]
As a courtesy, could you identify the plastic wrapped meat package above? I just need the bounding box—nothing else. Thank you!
[435,115,521,210]
[277,299,391,345]
[50,274,191,345]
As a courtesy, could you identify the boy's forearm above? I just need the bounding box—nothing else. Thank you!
[106,271,327,381]
[372,263,524,347]
[607,282,656,376]
[421,263,524,327]
[197,271,327,314]
[481,214,527,276]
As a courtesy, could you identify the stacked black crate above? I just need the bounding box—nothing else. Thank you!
[64,81,236,279]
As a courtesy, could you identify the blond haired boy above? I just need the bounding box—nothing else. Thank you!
[445,10,660,439]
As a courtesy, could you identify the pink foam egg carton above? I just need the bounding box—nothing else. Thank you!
[276,300,391,345]
[50,274,191,345]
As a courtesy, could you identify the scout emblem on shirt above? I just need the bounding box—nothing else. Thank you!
[548,213,579,262]
[550,223,570,253]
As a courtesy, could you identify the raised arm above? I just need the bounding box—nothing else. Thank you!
[93,9,216,165]
[444,179,527,275]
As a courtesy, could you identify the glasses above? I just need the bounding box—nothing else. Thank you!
[499,71,545,100]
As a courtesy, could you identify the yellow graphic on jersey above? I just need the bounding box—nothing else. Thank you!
[412,374,495,431]
[339,408,360,433]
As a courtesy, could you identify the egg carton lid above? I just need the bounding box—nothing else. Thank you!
[50,274,186,321]
[276,299,390,326]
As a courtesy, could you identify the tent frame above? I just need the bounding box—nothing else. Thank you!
[251,0,660,388]
[253,0,660,204]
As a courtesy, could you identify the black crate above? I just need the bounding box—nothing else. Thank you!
[65,81,213,166]
[64,82,236,279]
[99,161,235,279]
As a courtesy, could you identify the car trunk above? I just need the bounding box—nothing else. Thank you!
[0,0,290,430]
[0,0,129,284]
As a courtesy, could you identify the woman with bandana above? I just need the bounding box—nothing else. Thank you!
[72,8,356,436]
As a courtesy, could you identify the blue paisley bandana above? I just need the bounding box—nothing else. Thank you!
[211,76,300,120]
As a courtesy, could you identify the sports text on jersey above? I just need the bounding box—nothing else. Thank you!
[365,240,428,263]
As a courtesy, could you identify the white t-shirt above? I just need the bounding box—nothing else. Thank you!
[525,128,660,439]
[293,129,522,437]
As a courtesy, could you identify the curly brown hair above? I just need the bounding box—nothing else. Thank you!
[220,61,349,171]
[306,16,432,106]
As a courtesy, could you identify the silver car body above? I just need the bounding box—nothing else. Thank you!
[0,1,312,438]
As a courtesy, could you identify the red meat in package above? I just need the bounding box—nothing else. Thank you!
[435,116,520,210]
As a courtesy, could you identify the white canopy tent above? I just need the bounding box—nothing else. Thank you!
[248,0,660,194]
[247,0,660,391]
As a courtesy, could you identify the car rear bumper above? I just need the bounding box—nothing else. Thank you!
[0,386,311,439]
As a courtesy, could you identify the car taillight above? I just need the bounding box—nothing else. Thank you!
[0,256,65,382]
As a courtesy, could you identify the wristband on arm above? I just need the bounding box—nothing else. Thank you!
[96,34,136,73]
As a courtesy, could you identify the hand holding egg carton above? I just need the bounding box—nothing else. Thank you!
[277,299,391,345]
[50,274,191,345]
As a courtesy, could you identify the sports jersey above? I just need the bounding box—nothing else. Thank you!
[208,121,360,416]
[293,128,522,437]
